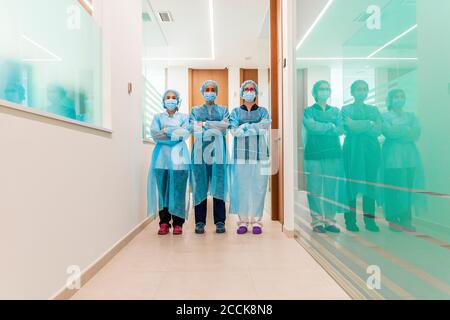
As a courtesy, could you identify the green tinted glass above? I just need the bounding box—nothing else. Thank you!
[294,0,450,299]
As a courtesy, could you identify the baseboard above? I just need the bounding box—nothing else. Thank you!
[50,216,154,300]
[282,226,295,238]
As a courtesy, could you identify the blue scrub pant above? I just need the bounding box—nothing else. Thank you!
[195,198,226,225]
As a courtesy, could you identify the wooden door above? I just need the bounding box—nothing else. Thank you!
[188,69,229,111]
[240,69,259,105]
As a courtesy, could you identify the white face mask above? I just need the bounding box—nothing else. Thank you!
[243,91,256,103]
[165,99,178,111]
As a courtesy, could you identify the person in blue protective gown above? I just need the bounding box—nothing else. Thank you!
[229,80,272,235]
[190,80,230,234]
[341,80,382,232]
[147,89,191,236]
[303,80,344,234]
[382,89,425,232]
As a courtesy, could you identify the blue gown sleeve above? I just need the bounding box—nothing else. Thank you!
[303,107,336,135]
[165,115,192,141]
[236,108,272,137]
[246,108,272,131]
[150,115,171,143]
[382,114,409,139]
[343,106,381,136]
[189,109,204,139]
[368,107,382,137]
[230,109,244,137]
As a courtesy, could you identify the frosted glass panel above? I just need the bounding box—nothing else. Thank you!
[294,0,450,299]
[0,0,102,126]
[141,0,167,141]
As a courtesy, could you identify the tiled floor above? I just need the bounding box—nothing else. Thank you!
[72,202,350,300]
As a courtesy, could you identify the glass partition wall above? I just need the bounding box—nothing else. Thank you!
[293,0,450,299]
[0,0,102,126]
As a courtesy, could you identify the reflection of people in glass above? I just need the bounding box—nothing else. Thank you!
[303,80,343,234]
[4,82,25,104]
[341,80,381,232]
[46,85,76,120]
[382,89,422,232]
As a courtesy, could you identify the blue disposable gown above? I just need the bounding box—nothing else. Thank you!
[190,104,230,206]
[381,110,427,218]
[229,105,271,218]
[147,112,191,219]
[302,104,347,225]
[341,103,382,200]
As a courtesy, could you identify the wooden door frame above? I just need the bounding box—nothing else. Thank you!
[270,0,284,224]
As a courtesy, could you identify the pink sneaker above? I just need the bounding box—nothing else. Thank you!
[158,223,170,235]
[173,225,183,235]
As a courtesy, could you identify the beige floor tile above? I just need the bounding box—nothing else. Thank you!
[72,270,164,300]
[71,200,350,300]
[250,269,350,300]
[153,271,257,300]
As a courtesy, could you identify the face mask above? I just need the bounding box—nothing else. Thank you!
[243,91,257,103]
[353,92,368,102]
[317,90,331,102]
[164,99,178,111]
[392,98,406,109]
[204,92,217,103]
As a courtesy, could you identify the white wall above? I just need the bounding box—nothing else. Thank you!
[166,66,189,114]
[0,0,150,299]
[228,66,241,108]
[258,68,270,108]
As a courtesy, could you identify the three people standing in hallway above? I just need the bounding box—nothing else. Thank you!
[147,80,272,236]
[303,80,424,234]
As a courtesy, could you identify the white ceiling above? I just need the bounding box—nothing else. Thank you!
[142,0,270,68]
[295,0,418,69]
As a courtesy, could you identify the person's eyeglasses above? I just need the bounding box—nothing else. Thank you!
[244,88,256,92]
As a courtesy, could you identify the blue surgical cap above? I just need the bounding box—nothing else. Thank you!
[240,80,259,98]
[162,89,181,108]
[200,80,219,95]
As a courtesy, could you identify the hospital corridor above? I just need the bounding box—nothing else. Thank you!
[1,0,450,303]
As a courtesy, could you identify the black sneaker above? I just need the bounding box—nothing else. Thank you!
[313,225,326,233]
[325,225,341,233]
[195,222,205,234]
[216,222,226,234]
